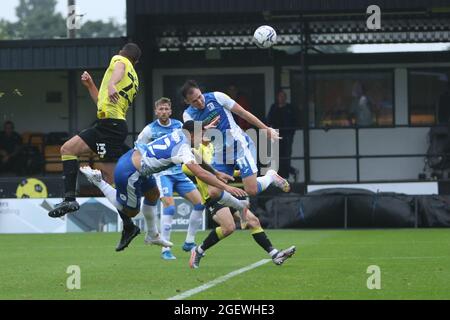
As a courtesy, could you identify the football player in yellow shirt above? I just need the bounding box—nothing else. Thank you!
[182,137,214,203]
[49,43,145,227]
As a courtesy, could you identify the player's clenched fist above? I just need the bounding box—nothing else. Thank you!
[81,71,94,88]
[267,127,282,141]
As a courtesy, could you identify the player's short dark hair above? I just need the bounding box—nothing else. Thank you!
[181,80,200,98]
[120,43,141,64]
[182,120,196,133]
[154,97,171,108]
[183,120,205,138]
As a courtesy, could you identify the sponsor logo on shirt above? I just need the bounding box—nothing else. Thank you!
[203,110,220,126]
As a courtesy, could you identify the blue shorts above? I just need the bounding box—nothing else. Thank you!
[114,149,157,210]
[212,134,258,179]
[155,172,197,198]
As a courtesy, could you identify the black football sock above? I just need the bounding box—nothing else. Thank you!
[199,227,225,252]
[251,227,274,253]
[61,156,79,202]
[118,210,134,229]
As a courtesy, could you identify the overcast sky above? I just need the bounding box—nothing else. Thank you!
[0,0,126,24]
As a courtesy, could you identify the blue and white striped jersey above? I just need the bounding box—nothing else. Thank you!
[136,118,183,175]
[135,129,195,177]
[183,91,251,159]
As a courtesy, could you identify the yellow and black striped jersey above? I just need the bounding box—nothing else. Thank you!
[97,55,139,120]
[182,142,214,203]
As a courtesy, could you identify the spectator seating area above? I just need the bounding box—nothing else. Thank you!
[18,132,101,175]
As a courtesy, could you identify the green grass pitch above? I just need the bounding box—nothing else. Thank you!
[0,229,449,299]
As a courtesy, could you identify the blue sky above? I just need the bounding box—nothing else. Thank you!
[0,0,126,24]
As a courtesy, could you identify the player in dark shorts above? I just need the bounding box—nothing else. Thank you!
[189,198,296,269]
[182,136,296,268]
[48,43,145,250]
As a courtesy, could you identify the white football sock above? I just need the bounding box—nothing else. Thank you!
[142,203,158,238]
[217,191,245,210]
[257,175,274,193]
[161,215,173,252]
[98,180,123,211]
[186,209,203,243]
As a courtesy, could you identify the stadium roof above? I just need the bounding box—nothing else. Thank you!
[127,0,450,49]
[0,38,126,71]
[1,1,449,70]
[127,0,450,15]
[154,19,450,50]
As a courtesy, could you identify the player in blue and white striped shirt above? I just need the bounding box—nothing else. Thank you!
[182,80,293,265]
[182,80,291,198]
[80,121,249,253]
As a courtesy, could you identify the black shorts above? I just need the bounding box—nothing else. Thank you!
[204,198,238,216]
[78,119,129,162]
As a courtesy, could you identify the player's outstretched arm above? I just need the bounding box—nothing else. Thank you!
[108,61,126,104]
[192,148,233,183]
[81,71,99,104]
[185,162,246,198]
[231,103,281,140]
[231,103,267,129]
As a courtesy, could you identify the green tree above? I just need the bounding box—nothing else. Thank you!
[77,18,125,38]
[0,0,124,40]
[10,0,66,39]
[0,19,9,40]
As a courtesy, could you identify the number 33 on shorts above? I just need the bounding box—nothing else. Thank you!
[96,143,107,158]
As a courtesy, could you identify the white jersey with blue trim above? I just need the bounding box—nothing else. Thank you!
[135,129,195,177]
[136,118,183,175]
[183,91,250,155]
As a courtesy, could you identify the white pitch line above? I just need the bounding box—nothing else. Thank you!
[168,259,271,300]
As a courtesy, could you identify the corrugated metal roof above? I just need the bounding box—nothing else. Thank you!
[0,38,126,70]
[154,18,450,49]
[129,0,450,15]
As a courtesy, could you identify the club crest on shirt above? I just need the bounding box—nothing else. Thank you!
[206,102,215,111]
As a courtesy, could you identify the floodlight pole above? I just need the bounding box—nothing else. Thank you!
[67,0,77,135]
[67,0,76,39]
